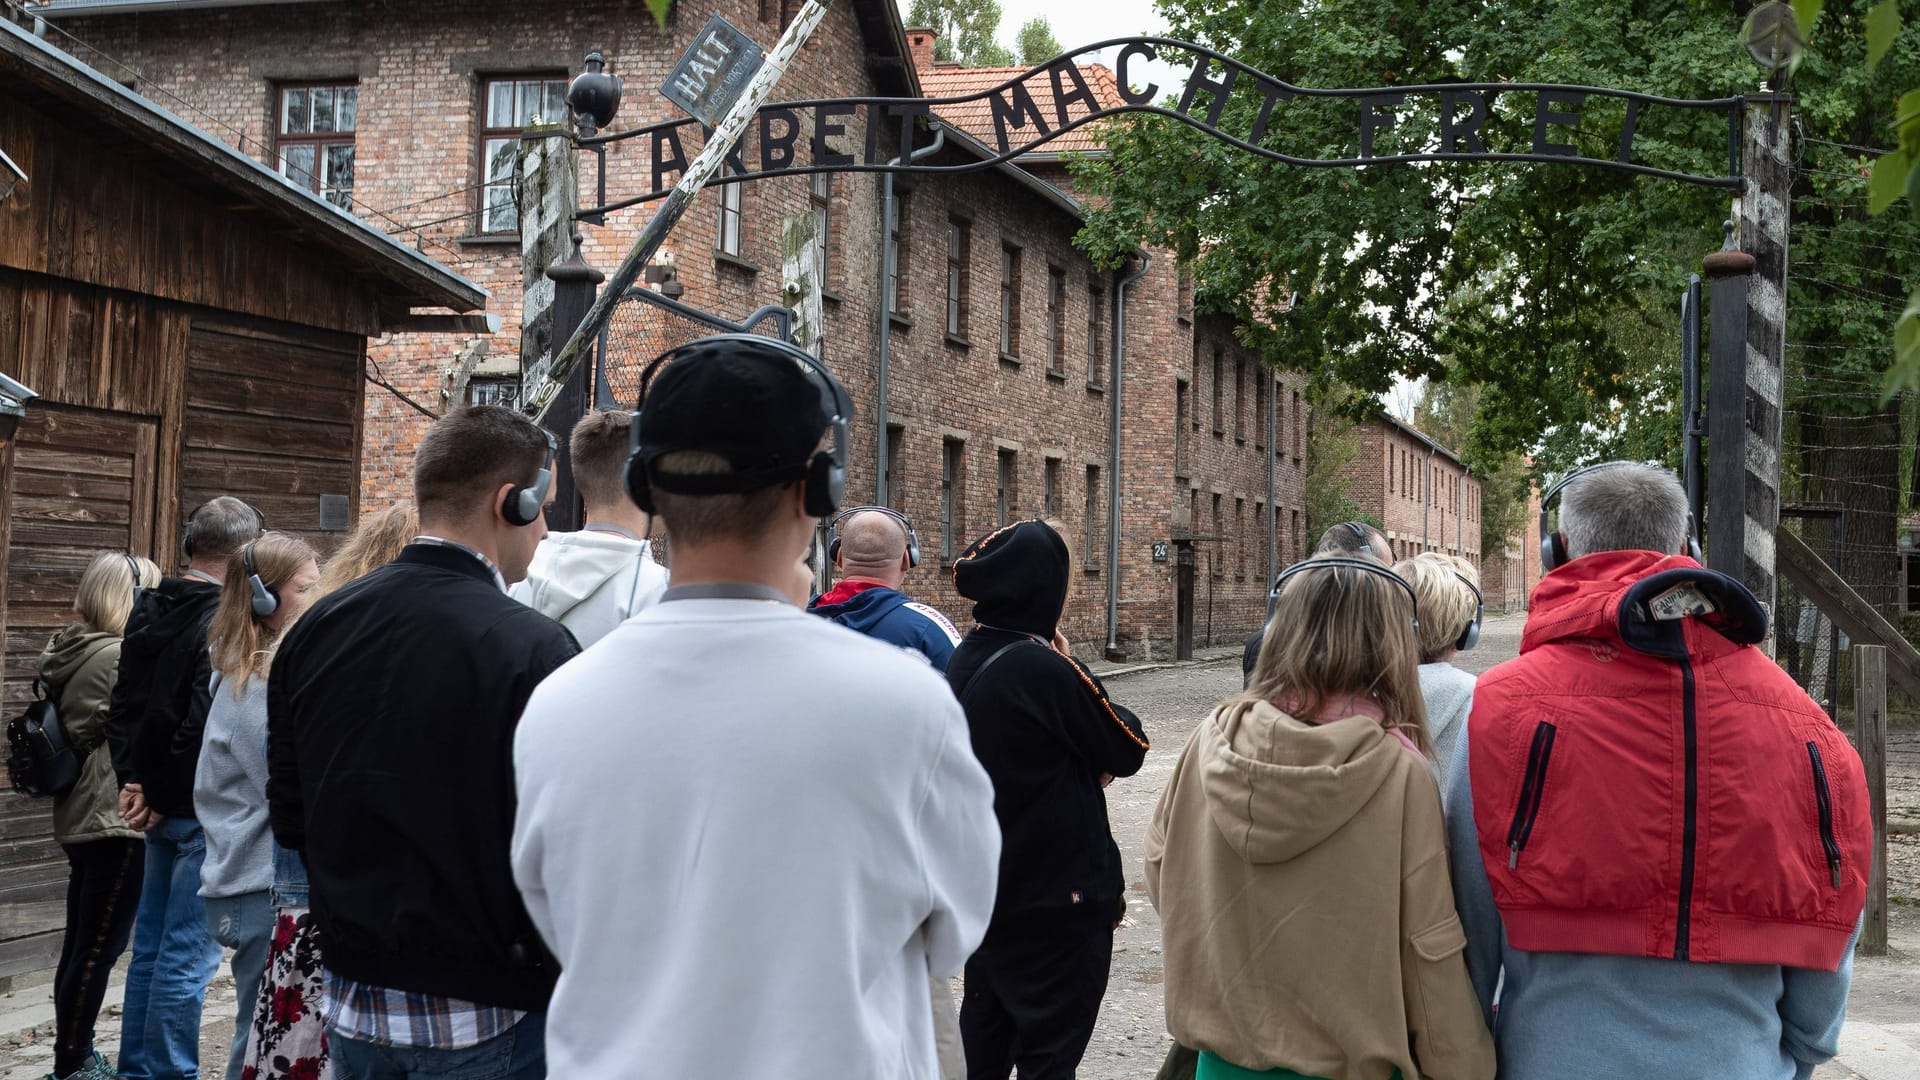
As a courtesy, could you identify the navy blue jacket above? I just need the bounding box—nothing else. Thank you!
[809,582,961,671]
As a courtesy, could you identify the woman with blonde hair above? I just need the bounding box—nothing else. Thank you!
[241,505,413,1080]
[316,501,416,595]
[1393,553,1483,777]
[39,552,163,1080]
[1147,555,1493,1080]
[193,532,320,1080]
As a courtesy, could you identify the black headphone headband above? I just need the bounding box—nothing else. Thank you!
[829,505,920,568]
[626,334,851,518]
[1539,461,1700,570]
[1272,556,1419,629]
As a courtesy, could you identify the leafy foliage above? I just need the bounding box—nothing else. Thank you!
[1072,1,1754,461]
[1302,408,1371,540]
[906,0,1014,66]
[1016,17,1063,66]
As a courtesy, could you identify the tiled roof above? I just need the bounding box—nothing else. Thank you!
[918,62,1125,156]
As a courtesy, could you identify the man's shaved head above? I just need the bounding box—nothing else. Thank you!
[1315,521,1393,565]
[835,510,911,587]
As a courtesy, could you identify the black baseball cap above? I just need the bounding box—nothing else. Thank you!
[634,335,841,495]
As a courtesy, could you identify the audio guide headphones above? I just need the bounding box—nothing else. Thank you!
[625,335,853,519]
[181,500,266,562]
[828,506,920,568]
[1270,556,1419,631]
[1539,462,1702,572]
[241,540,278,618]
[1453,571,1484,652]
[503,428,558,528]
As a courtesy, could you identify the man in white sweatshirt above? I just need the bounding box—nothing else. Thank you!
[509,409,667,645]
[511,335,1000,1079]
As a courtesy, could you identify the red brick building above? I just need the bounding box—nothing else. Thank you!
[22,0,1304,656]
[1347,415,1483,568]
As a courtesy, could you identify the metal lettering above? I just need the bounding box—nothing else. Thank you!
[759,107,801,171]
[1178,57,1239,128]
[989,80,1052,154]
[1049,61,1103,129]
[1359,93,1404,159]
[1532,91,1584,157]
[1617,98,1643,164]
[1440,90,1488,154]
[651,127,690,190]
[813,103,857,167]
[1246,76,1292,146]
[1115,42,1160,106]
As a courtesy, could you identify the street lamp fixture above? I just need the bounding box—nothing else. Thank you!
[0,372,38,444]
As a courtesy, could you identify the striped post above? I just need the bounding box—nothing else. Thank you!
[1739,95,1792,645]
[1706,95,1791,652]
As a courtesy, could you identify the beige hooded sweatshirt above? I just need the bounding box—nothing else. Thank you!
[1146,700,1493,1080]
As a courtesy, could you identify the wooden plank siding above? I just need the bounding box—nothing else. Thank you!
[180,318,364,548]
[0,88,384,337]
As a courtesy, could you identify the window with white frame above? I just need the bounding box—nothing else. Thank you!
[277,83,357,209]
[480,75,567,234]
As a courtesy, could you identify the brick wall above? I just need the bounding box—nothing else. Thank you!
[56,0,1295,656]
[1341,418,1484,572]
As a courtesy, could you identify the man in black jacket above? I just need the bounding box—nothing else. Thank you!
[269,406,578,1080]
[948,519,1149,1080]
[106,495,261,1080]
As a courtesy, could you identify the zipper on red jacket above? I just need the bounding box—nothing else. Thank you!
[1505,721,1557,868]
[1674,655,1699,961]
[1807,742,1843,888]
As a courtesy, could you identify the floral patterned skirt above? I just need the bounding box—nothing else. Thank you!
[241,907,330,1080]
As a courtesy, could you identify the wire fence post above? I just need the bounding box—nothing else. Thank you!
[1738,94,1792,648]
[1856,643,1888,956]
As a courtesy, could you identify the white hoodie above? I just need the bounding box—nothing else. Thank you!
[509,530,668,647]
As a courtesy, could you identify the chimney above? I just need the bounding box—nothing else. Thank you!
[905,26,936,73]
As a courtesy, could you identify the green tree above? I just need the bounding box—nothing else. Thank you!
[1016,17,1063,66]
[906,0,1014,66]
[1072,0,1920,610]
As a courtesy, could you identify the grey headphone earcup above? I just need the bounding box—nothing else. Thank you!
[249,574,279,617]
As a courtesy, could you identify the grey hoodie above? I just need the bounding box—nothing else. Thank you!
[193,673,273,898]
[510,531,668,647]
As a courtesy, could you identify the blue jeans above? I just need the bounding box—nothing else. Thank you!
[330,1012,546,1080]
[118,818,222,1080]
[205,891,274,1080]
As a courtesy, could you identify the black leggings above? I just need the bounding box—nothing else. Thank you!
[54,838,145,1078]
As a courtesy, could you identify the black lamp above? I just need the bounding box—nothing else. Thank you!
[0,372,37,443]
[568,53,623,137]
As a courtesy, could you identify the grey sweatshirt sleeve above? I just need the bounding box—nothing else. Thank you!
[1444,726,1504,1031]
[1779,917,1860,1076]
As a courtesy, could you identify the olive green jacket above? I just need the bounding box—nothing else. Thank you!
[39,624,137,845]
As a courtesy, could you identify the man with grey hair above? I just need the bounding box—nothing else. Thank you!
[106,495,263,1080]
[1442,462,1870,1080]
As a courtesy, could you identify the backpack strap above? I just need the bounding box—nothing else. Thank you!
[955,638,1041,704]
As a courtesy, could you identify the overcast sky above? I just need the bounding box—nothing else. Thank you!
[894,0,1186,91]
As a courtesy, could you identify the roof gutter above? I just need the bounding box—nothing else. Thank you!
[1105,250,1150,658]
[26,0,336,17]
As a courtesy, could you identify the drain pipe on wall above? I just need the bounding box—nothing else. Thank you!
[1421,439,1438,551]
[1105,250,1151,658]
[873,125,946,502]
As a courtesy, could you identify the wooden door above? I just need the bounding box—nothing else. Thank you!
[0,405,157,978]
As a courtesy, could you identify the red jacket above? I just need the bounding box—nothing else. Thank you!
[1468,550,1868,971]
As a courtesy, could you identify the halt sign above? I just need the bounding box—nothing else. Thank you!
[662,16,765,127]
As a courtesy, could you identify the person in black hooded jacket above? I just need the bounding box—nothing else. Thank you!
[104,495,262,1080]
[947,519,1149,1080]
